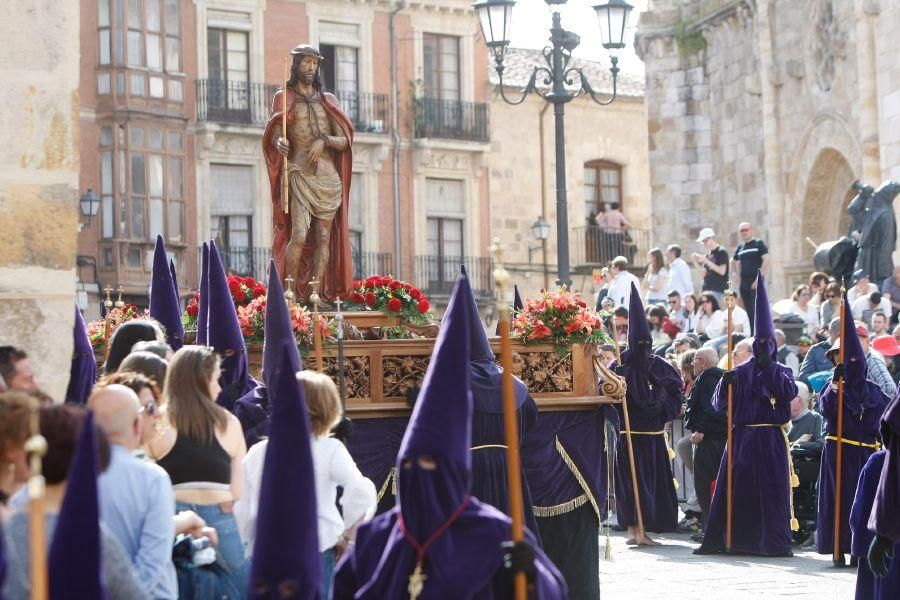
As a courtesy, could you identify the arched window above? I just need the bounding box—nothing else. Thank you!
[584,160,622,224]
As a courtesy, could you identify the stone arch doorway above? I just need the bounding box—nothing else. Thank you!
[786,148,856,288]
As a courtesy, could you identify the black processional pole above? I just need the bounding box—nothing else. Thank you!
[474,0,634,289]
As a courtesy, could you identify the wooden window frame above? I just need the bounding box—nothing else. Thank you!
[584,160,623,219]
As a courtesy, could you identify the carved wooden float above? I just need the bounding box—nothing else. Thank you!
[247,339,608,418]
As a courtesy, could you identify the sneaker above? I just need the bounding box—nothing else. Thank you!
[690,532,704,543]
[676,514,701,533]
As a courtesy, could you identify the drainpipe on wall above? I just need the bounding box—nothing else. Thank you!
[390,1,405,277]
[538,101,551,290]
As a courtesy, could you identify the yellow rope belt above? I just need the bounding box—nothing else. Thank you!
[824,435,880,450]
[471,444,508,451]
[738,422,799,531]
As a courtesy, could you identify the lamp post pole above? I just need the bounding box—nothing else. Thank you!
[475,0,631,289]
[548,13,572,288]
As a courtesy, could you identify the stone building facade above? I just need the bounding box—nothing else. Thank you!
[488,48,650,302]
[77,0,497,313]
[0,1,81,397]
[637,0,899,296]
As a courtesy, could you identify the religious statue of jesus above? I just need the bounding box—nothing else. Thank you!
[263,44,355,302]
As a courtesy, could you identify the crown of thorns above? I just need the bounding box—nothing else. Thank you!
[290,44,324,61]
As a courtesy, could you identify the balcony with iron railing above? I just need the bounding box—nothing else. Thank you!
[196,80,390,134]
[414,255,493,298]
[413,97,490,142]
[201,246,393,287]
[570,225,652,272]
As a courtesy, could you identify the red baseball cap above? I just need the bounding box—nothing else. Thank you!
[873,335,900,357]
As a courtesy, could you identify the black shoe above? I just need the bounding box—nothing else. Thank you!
[690,532,704,543]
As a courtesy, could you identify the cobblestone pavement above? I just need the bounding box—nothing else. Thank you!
[597,531,857,599]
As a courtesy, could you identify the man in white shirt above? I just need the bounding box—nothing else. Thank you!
[851,291,892,328]
[666,244,694,298]
[847,270,880,305]
[606,255,641,307]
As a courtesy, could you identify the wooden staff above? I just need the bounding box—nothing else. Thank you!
[491,240,526,600]
[282,58,290,214]
[607,314,645,540]
[310,278,324,372]
[725,287,735,553]
[25,393,48,599]
[833,288,848,567]
[335,298,347,411]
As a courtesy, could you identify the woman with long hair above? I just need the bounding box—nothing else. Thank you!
[820,281,842,328]
[643,248,669,306]
[98,371,163,452]
[790,283,821,337]
[694,293,721,341]
[0,392,31,520]
[151,346,248,592]
[682,293,701,333]
[118,351,169,394]
[808,271,830,306]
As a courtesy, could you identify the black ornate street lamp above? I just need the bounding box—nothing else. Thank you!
[474,0,633,288]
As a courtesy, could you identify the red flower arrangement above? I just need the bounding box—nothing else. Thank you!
[236,295,334,347]
[87,304,146,350]
[512,288,611,350]
[182,275,266,330]
[344,275,432,324]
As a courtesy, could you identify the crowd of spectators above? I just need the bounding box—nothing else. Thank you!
[595,220,900,544]
[0,319,376,599]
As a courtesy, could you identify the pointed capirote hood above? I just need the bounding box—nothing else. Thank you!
[248,341,320,599]
[627,282,652,353]
[397,275,472,538]
[197,242,210,346]
[263,260,301,389]
[169,258,180,302]
[752,272,777,360]
[207,240,251,409]
[495,283,524,336]
[49,410,106,599]
[65,305,97,404]
[840,291,868,383]
[460,264,493,361]
[149,235,184,350]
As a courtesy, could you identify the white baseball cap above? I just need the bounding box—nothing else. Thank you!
[696,227,716,242]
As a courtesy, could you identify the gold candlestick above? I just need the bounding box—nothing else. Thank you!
[103,286,115,360]
[284,275,295,304]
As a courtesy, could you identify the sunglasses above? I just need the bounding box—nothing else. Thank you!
[138,400,158,417]
[740,228,750,233]
[668,300,678,305]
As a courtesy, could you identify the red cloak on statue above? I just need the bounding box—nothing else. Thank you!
[262,87,355,301]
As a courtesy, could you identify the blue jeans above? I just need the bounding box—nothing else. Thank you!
[322,547,337,599]
[177,500,249,597]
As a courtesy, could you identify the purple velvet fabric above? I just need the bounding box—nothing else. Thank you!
[345,417,409,513]
[471,393,540,540]
[66,305,97,405]
[234,386,270,449]
[197,242,209,346]
[49,411,107,599]
[521,409,612,514]
[333,275,566,599]
[149,235,184,351]
[851,451,900,599]
[752,273,777,360]
[696,360,798,555]
[870,390,900,543]
[817,379,889,554]
[612,353,683,532]
[248,342,320,599]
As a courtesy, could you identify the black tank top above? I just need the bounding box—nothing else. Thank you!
[157,432,231,486]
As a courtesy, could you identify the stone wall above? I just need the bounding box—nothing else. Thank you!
[0,1,80,398]
[638,0,889,297]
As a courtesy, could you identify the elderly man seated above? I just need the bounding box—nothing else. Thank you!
[787,381,824,454]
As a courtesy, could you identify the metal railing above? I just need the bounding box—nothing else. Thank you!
[413,97,490,142]
[352,251,393,280]
[414,255,492,297]
[336,91,390,134]
[196,79,276,126]
[570,225,652,270]
[203,246,393,286]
